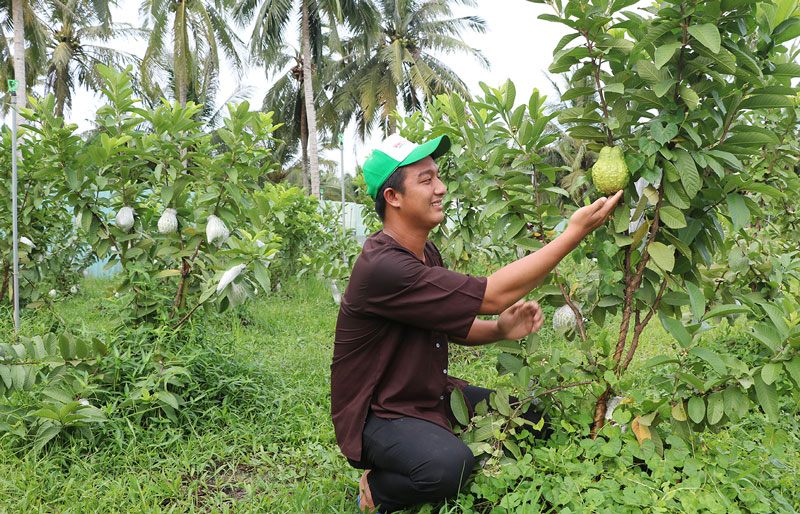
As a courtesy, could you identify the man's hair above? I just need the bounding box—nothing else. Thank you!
[374,166,408,221]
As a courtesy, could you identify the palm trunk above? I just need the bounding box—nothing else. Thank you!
[301,1,320,197]
[12,0,26,127]
[300,100,310,193]
[174,1,188,108]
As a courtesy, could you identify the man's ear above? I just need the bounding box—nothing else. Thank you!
[383,187,402,209]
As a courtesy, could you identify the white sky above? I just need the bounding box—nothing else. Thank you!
[61,1,572,176]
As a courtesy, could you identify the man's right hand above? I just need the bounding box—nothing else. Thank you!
[565,190,623,240]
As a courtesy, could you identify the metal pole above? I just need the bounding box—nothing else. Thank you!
[11,90,19,331]
[339,133,345,263]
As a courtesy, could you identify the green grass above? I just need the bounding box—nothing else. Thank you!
[0,276,798,513]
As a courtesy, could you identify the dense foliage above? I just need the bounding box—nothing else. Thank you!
[394,0,800,511]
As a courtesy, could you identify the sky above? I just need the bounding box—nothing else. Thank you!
[61,0,574,177]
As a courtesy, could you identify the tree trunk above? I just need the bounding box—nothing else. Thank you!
[0,261,9,304]
[300,100,310,193]
[12,0,26,127]
[174,1,188,108]
[301,1,320,197]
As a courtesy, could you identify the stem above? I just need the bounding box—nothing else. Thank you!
[620,278,669,372]
[171,300,202,330]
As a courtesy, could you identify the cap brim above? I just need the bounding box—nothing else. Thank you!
[398,135,451,168]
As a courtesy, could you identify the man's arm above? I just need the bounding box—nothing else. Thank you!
[452,300,544,346]
[479,191,622,315]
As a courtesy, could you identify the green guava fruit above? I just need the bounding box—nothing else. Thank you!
[592,146,629,194]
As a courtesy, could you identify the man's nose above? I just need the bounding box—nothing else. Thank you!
[434,177,446,195]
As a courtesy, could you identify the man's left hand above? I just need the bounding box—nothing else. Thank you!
[497,300,544,341]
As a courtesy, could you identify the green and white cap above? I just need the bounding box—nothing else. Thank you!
[363,134,451,199]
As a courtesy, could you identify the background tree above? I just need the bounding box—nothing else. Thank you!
[140,0,244,109]
[235,0,376,197]
[333,0,488,138]
[44,0,140,117]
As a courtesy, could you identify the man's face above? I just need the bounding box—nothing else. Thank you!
[395,156,446,229]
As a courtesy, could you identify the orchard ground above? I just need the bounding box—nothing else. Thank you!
[0,275,798,513]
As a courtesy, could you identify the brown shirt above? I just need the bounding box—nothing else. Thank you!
[330,231,487,461]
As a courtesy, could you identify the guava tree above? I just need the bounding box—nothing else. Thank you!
[398,0,800,478]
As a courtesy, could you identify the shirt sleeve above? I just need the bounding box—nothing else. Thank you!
[359,247,487,339]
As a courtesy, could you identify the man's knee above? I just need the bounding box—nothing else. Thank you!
[412,444,474,497]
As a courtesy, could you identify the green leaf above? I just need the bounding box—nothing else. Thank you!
[784,357,800,389]
[679,85,700,111]
[703,304,751,319]
[648,242,675,272]
[753,373,779,423]
[723,386,747,421]
[687,24,721,53]
[766,62,800,77]
[33,424,62,453]
[568,125,608,140]
[660,314,691,348]
[650,122,678,146]
[155,269,181,279]
[671,401,687,421]
[761,363,781,386]
[655,41,682,68]
[253,260,271,295]
[738,95,794,109]
[690,347,728,376]
[561,86,596,102]
[686,282,705,320]
[659,206,686,229]
[673,150,701,199]
[726,194,750,232]
[707,392,724,425]
[688,396,705,423]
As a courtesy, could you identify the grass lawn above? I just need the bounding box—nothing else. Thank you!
[0,276,798,513]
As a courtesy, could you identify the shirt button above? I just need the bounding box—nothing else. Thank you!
[435,343,441,348]
[443,369,447,374]
[440,395,445,401]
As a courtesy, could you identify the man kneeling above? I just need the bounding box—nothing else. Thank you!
[330,134,621,513]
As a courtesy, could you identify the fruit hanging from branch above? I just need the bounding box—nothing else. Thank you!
[591,146,629,195]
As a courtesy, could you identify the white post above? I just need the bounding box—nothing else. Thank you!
[339,133,345,263]
[11,89,19,331]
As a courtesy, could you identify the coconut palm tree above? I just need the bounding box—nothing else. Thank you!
[140,0,244,109]
[234,0,376,198]
[44,0,141,118]
[334,0,488,138]
[1,0,48,123]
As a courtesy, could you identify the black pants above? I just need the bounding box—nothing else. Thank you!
[350,385,550,513]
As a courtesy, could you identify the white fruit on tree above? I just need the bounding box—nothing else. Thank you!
[49,289,57,297]
[115,207,135,231]
[158,208,178,234]
[217,263,246,293]
[229,282,248,306]
[70,285,78,294]
[553,303,582,331]
[206,215,230,246]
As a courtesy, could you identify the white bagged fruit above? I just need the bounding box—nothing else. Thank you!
[158,208,178,234]
[206,215,229,246]
[217,263,246,293]
[115,206,135,231]
[230,282,248,306]
[553,303,581,331]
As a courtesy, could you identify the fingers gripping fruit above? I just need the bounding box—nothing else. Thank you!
[592,146,629,194]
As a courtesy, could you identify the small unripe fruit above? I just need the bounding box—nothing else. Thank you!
[70,285,78,294]
[592,146,629,194]
[49,289,57,298]
[115,206,135,231]
[158,208,178,234]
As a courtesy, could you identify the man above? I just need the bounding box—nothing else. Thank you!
[331,134,622,513]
